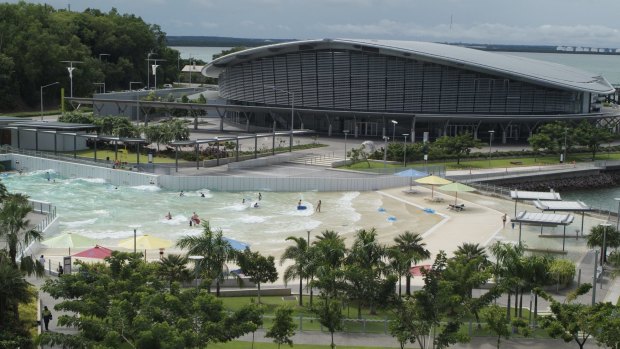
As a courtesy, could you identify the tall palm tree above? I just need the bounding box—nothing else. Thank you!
[280,236,309,306]
[489,241,525,321]
[0,253,34,327]
[393,231,430,295]
[346,228,387,315]
[0,193,43,275]
[158,254,191,290]
[311,230,347,300]
[455,243,488,263]
[587,224,620,264]
[176,221,234,296]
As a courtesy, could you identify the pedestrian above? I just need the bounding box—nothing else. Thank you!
[316,200,322,213]
[298,199,302,207]
[39,255,46,268]
[42,306,52,331]
[57,263,63,276]
[45,171,50,181]
[502,213,507,227]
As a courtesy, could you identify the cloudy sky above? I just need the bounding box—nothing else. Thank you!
[10,0,620,47]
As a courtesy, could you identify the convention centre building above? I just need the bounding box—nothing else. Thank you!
[203,39,618,143]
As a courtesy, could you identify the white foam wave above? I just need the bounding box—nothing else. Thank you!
[224,203,249,211]
[238,215,266,224]
[160,215,189,225]
[131,185,161,192]
[62,218,98,228]
[68,177,107,184]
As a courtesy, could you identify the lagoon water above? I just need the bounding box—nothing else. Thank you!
[2,170,440,256]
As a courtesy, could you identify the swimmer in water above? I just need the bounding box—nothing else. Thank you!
[298,200,302,207]
[254,202,259,208]
[200,192,205,198]
[258,192,262,201]
[179,191,184,197]
[165,212,172,220]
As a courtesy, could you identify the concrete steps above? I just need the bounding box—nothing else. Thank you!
[287,153,343,167]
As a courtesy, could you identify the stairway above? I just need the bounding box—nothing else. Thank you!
[287,153,343,167]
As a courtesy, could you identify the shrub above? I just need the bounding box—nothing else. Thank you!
[548,259,575,287]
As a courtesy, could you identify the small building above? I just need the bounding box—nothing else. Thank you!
[1,120,97,152]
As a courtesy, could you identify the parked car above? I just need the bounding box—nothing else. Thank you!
[163,84,173,89]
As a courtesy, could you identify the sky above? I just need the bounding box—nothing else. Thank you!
[9,0,620,47]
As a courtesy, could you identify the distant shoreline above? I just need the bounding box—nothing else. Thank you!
[167,36,620,55]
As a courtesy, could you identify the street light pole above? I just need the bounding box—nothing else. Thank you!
[40,82,59,121]
[130,81,143,91]
[188,255,205,290]
[61,60,82,98]
[383,136,389,168]
[592,249,599,305]
[563,127,568,163]
[146,51,155,89]
[488,130,495,168]
[265,85,295,152]
[615,198,620,232]
[391,120,398,143]
[403,133,409,167]
[343,130,349,163]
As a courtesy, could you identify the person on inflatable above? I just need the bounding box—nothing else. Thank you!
[191,212,200,224]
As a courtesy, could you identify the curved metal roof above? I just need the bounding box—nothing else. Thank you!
[203,38,615,94]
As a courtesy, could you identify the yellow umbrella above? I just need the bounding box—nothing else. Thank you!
[414,175,453,198]
[118,234,173,250]
[118,234,173,260]
[438,182,476,205]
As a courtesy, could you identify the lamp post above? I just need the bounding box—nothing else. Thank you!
[40,82,59,121]
[383,136,389,168]
[93,82,105,94]
[402,133,409,167]
[488,130,495,168]
[592,249,599,305]
[562,127,568,163]
[265,85,295,152]
[146,51,155,89]
[600,222,612,265]
[61,60,82,98]
[391,120,398,143]
[188,255,204,290]
[129,81,143,91]
[343,130,349,163]
[615,198,620,232]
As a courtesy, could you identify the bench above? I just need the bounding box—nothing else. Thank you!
[448,204,465,211]
[509,161,523,165]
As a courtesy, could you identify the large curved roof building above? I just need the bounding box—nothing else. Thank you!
[203,39,617,142]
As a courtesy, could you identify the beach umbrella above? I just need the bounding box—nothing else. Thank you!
[73,245,113,259]
[118,234,173,250]
[41,232,95,255]
[414,175,453,198]
[118,234,173,260]
[224,237,250,251]
[438,182,476,205]
[394,169,428,190]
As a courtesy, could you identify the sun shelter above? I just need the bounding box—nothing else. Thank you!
[512,211,574,251]
[395,169,427,191]
[510,189,562,215]
[415,175,452,198]
[534,200,592,238]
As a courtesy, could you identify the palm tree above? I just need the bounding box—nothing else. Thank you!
[489,241,525,321]
[346,228,387,315]
[587,224,620,264]
[393,231,430,295]
[0,181,8,202]
[176,221,234,296]
[521,255,553,322]
[280,236,309,306]
[0,253,34,327]
[0,193,43,274]
[311,230,347,300]
[158,254,191,290]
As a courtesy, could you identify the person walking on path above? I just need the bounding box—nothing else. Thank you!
[39,255,46,273]
[42,306,52,331]
[502,213,507,227]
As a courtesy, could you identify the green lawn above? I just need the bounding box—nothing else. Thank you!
[208,342,393,349]
[343,152,620,172]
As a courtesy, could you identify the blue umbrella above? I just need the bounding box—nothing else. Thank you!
[224,237,250,251]
[395,169,428,190]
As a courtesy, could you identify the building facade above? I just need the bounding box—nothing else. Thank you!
[203,39,617,143]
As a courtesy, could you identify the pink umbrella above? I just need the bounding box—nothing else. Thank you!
[409,264,432,277]
[73,245,113,259]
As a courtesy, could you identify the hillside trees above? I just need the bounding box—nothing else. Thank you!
[0,2,180,111]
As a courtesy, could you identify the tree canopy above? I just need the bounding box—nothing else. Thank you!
[0,2,183,111]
